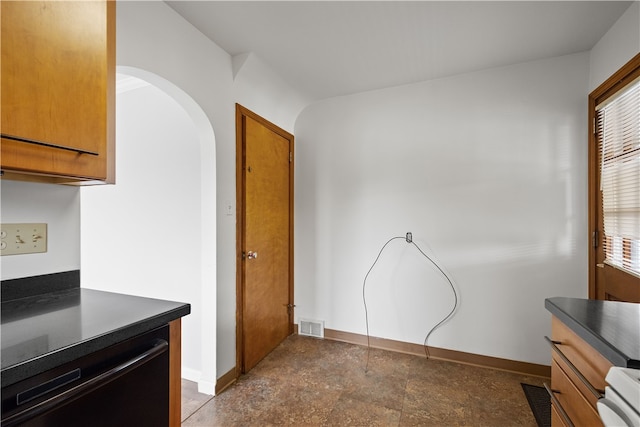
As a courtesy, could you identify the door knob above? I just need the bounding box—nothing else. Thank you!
[247,251,258,260]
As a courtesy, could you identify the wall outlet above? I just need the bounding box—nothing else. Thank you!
[1,223,47,256]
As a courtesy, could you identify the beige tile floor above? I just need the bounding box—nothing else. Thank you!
[182,379,215,423]
[182,335,547,426]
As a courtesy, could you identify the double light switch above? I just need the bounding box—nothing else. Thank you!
[0,223,47,256]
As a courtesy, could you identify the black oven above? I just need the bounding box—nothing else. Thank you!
[1,325,169,427]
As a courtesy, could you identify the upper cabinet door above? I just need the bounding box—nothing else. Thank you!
[1,1,115,184]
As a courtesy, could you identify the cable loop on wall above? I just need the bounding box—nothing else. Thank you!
[362,234,459,373]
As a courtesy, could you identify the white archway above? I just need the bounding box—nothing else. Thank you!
[81,66,217,394]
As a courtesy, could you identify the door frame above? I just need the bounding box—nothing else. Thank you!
[588,53,640,301]
[235,104,294,375]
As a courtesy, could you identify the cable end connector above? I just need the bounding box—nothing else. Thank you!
[406,232,412,243]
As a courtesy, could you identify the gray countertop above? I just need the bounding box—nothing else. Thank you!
[545,297,639,369]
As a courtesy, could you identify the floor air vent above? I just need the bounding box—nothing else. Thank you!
[299,319,325,338]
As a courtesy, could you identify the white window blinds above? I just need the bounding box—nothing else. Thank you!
[596,78,640,276]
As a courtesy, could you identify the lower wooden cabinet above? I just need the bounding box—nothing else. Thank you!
[551,360,602,426]
[546,316,612,427]
[551,403,570,427]
[169,319,182,427]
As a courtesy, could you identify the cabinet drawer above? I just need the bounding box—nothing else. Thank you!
[551,361,603,427]
[551,316,611,400]
[551,403,570,427]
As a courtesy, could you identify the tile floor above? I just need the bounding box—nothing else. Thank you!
[181,335,547,426]
[182,380,214,423]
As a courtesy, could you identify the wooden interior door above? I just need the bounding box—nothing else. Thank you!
[236,104,294,373]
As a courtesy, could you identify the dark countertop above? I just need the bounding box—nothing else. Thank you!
[1,285,190,387]
[545,297,639,369]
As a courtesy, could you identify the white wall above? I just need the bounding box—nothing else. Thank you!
[1,1,307,392]
[80,80,204,382]
[294,53,590,366]
[4,0,637,387]
[233,52,308,132]
[111,1,308,389]
[589,1,640,91]
[1,181,80,280]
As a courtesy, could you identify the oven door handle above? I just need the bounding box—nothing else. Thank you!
[597,397,636,427]
[2,339,168,427]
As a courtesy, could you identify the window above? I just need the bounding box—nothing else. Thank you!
[596,78,640,276]
[589,53,640,302]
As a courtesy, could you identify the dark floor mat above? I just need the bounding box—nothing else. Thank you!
[521,383,551,427]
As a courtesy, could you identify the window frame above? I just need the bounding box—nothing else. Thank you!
[588,52,640,302]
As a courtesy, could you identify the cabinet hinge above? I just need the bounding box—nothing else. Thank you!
[289,152,293,163]
[592,230,599,248]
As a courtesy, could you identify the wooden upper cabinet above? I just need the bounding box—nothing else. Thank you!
[1,1,115,184]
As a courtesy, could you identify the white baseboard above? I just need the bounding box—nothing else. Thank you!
[181,367,201,383]
[181,367,215,396]
[197,380,215,396]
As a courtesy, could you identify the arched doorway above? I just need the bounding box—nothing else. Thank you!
[80,67,217,395]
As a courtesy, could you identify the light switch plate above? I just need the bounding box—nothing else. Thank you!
[1,223,47,256]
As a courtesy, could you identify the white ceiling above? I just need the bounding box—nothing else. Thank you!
[166,1,633,101]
